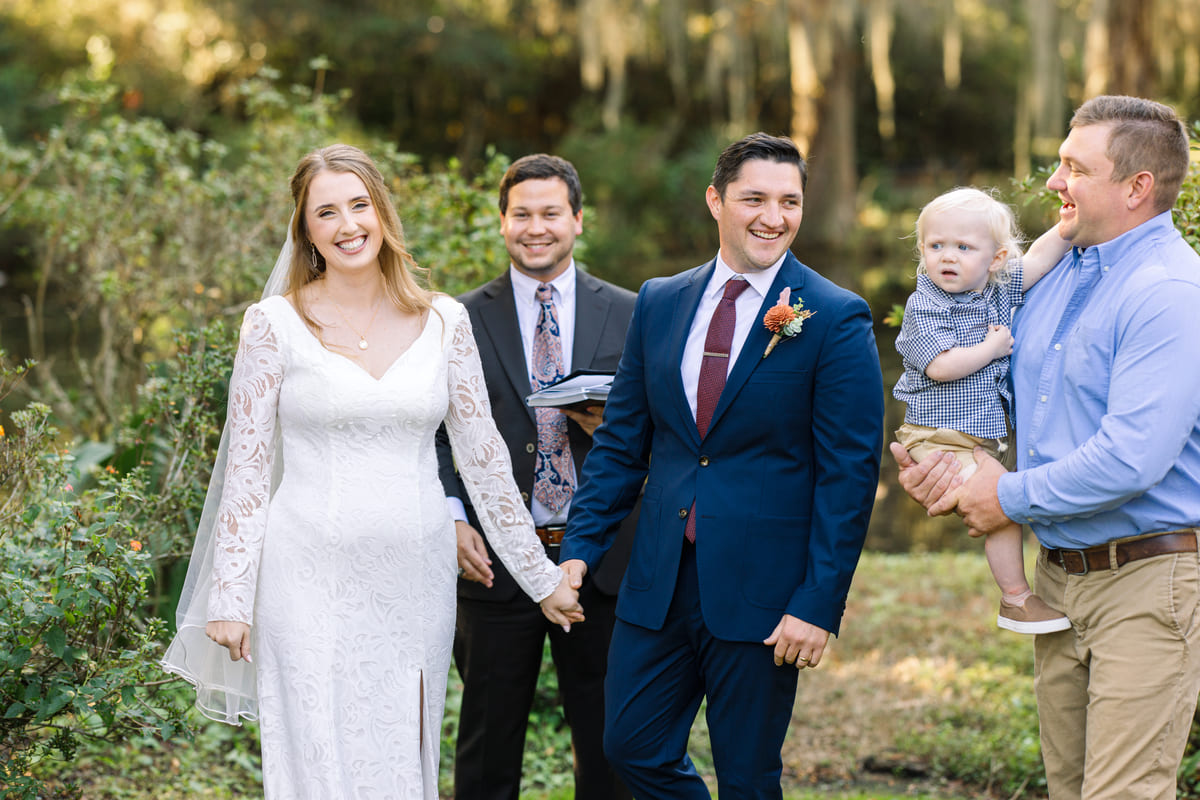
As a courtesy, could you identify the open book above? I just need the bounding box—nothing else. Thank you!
[526,369,615,410]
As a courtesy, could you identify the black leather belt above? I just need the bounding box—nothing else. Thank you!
[1043,529,1198,575]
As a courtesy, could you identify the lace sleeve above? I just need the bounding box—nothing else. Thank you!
[443,308,562,602]
[207,304,285,624]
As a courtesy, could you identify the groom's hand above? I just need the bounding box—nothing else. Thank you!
[539,570,585,632]
[559,558,588,590]
[763,614,829,669]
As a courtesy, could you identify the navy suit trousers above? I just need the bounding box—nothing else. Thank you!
[602,542,799,800]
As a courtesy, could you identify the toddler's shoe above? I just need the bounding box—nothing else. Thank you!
[997,594,1071,634]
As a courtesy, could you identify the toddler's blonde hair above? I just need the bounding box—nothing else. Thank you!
[915,187,1024,286]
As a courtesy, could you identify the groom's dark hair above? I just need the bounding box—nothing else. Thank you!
[499,154,584,216]
[711,133,807,199]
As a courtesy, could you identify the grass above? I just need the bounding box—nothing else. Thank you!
[27,550,1045,799]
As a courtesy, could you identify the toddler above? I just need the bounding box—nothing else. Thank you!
[893,187,1070,634]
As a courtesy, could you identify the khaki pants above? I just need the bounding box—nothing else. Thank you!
[1034,542,1200,799]
[894,423,1013,476]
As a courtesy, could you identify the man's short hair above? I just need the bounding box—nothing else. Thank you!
[1070,95,1191,213]
[498,154,583,215]
[711,133,808,199]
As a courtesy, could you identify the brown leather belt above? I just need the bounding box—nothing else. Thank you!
[1044,529,1198,575]
[536,526,567,546]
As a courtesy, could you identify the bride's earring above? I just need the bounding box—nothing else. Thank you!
[309,243,320,273]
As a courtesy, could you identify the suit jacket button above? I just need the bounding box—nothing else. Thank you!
[525,443,536,453]
[521,492,530,503]
[699,456,710,466]
[678,508,688,519]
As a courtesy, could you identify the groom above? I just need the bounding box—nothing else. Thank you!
[559,132,884,797]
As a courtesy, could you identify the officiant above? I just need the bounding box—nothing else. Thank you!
[434,153,638,800]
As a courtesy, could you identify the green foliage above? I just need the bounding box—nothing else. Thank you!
[1014,120,1200,252]
[0,76,292,438]
[904,665,1044,797]
[1174,122,1200,252]
[377,147,512,299]
[559,121,723,289]
[0,68,520,442]
[437,642,578,796]
[0,316,251,795]
[0,398,189,799]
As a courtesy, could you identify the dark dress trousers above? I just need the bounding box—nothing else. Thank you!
[436,268,638,800]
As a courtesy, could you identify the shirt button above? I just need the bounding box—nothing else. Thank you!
[1054,343,1062,351]
[1028,449,1035,457]
[525,443,536,453]
[1040,395,1048,402]
[678,508,689,519]
[699,456,710,466]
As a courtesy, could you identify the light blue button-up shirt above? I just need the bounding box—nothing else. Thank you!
[997,211,1200,549]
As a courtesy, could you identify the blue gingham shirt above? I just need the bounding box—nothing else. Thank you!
[997,212,1200,549]
[892,261,1025,439]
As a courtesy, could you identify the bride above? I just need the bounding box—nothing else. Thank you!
[162,143,584,799]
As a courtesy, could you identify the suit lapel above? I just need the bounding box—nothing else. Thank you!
[669,261,716,446]
[706,253,808,435]
[475,273,538,426]
[572,271,609,368]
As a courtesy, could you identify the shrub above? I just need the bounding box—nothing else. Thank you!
[0,66,515,441]
[0,399,189,798]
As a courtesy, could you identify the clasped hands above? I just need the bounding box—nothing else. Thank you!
[888,442,1011,536]
[540,564,585,632]
[455,520,585,631]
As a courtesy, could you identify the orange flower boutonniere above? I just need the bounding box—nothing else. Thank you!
[762,288,815,358]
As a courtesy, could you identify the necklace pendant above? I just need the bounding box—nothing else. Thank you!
[358,338,369,351]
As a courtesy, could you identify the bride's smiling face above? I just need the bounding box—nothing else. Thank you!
[304,169,384,275]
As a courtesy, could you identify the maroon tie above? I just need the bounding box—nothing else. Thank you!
[686,277,750,542]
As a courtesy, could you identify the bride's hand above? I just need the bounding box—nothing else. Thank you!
[539,571,585,632]
[206,620,253,663]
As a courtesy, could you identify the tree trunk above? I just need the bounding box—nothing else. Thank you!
[1083,0,1110,97]
[866,0,895,142]
[943,0,962,90]
[798,6,857,252]
[1107,0,1157,96]
[1016,0,1065,176]
[787,15,820,153]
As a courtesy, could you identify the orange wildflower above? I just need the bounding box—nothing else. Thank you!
[763,305,797,333]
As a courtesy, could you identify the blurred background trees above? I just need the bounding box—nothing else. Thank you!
[1,0,1198,565]
[1,1,1200,795]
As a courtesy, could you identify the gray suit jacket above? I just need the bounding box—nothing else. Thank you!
[437,268,639,602]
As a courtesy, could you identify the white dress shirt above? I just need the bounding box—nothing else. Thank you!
[680,252,785,420]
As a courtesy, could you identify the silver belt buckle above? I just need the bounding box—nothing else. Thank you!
[1057,549,1089,575]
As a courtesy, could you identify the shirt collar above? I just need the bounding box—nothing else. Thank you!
[510,261,577,305]
[1077,211,1178,273]
[915,273,990,305]
[707,252,785,301]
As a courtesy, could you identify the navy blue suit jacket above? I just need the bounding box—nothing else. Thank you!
[561,252,884,641]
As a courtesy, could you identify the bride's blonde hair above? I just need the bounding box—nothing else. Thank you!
[286,144,435,332]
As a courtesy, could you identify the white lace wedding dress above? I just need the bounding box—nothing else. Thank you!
[206,293,561,799]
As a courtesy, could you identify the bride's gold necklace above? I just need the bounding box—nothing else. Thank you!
[327,292,383,351]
